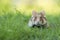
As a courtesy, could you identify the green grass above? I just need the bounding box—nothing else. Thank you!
[0,11,60,40]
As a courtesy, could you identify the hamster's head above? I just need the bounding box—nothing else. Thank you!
[32,10,47,26]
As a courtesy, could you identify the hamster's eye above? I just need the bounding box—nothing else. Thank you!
[40,17,42,19]
[40,17,43,21]
[34,17,37,21]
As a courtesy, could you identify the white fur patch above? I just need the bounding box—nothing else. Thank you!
[28,20,33,27]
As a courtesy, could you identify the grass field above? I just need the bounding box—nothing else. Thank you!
[0,10,60,40]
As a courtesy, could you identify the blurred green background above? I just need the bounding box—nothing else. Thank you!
[0,0,60,15]
[0,0,60,40]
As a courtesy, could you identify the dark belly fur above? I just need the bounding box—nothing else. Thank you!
[32,23,47,28]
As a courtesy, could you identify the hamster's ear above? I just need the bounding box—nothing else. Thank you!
[40,10,45,17]
[32,10,37,16]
